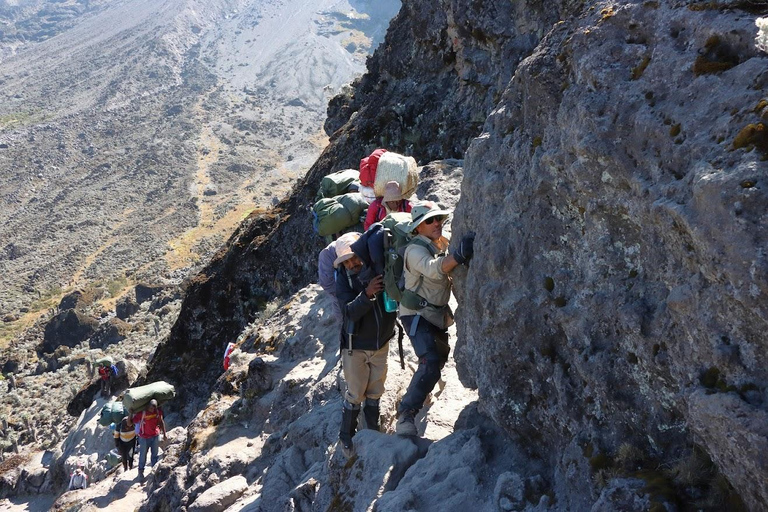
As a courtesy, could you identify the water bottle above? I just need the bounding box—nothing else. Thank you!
[382,291,398,313]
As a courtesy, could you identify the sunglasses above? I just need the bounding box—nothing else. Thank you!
[424,215,447,225]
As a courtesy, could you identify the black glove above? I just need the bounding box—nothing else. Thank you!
[453,233,475,265]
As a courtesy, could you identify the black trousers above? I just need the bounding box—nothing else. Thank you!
[118,439,136,470]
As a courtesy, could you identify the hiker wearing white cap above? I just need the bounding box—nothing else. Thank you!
[395,201,475,436]
[363,181,412,230]
[318,232,361,320]
[334,233,398,457]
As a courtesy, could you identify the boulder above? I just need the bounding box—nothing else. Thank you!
[115,294,139,320]
[2,359,20,375]
[58,288,104,311]
[39,310,99,354]
[67,380,101,417]
[188,475,248,512]
[135,283,167,304]
[88,318,132,349]
[148,289,180,312]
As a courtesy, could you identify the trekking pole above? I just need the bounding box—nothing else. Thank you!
[396,321,405,370]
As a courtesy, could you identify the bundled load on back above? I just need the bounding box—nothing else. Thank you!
[313,192,369,237]
[373,152,418,200]
[122,381,176,413]
[99,400,126,427]
[95,356,114,368]
[106,448,122,467]
[315,168,361,202]
[359,148,387,202]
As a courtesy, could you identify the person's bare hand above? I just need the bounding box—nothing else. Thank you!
[365,275,384,298]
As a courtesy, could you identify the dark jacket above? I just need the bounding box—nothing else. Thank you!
[336,264,396,352]
[351,223,386,276]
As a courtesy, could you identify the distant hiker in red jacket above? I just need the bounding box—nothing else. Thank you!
[363,181,412,230]
[132,399,167,481]
[98,365,112,397]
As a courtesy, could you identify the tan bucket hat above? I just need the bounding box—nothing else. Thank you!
[406,201,451,233]
[333,232,362,268]
[382,181,402,203]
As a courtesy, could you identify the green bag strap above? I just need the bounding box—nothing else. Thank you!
[401,238,442,310]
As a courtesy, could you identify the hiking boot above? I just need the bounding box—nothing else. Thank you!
[138,471,144,482]
[339,402,359,458]
[395,410,417,436]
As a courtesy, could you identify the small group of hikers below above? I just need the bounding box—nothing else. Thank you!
[331,200,475,456]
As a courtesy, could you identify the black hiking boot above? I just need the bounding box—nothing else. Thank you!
[363,398,380,431]
[395,409,417,436]
[339,401,360,458]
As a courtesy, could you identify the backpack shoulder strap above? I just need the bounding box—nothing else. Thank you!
[408,237,436,256]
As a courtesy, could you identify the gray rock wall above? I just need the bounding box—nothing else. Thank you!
[452,1,768,508]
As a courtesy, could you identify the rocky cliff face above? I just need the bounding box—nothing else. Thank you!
[452,0,768,509]
[48,0,768,510]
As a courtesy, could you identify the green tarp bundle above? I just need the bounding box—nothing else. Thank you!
[316,169,360,201]
[105,449,122,467]
[122,381,176,413]
[99,401,126,426]
[95,356,114,367]
[313,192,368,237]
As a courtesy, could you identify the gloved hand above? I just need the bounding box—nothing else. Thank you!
[453,233,475,265]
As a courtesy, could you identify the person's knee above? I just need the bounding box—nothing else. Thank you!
[419,357,442,384]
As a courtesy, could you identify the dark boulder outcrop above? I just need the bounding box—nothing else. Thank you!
[58,287,103,311]
[39,309,99,354]
[2,359,20,375]
[147,289,181,312]
[66,380,102,418]
[88,318,132,349]
[135,283,168,304]
[115,293,140,320]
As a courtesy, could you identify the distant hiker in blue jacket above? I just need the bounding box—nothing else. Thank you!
[335,234,396,457]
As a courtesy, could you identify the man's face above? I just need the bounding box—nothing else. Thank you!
[416,215,446,241]
[342,255,363,274]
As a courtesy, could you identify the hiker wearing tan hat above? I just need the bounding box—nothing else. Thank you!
[363,181,412,230]
[395,201,475,436]
[334,229,398,457]
[318,233,362,320]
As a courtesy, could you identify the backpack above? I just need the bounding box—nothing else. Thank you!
[312,193,368,237]
[315,169,360,202]
[359,149,387,187]
[378,213,434,309]
[111,365,119,377]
